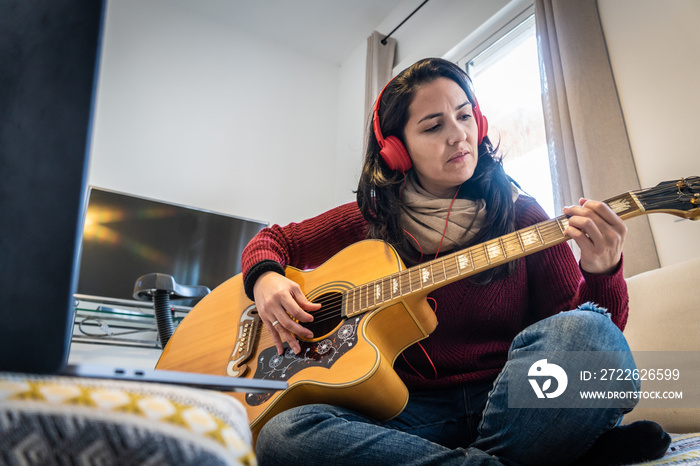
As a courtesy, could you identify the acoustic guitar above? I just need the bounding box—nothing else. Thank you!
[156,177,699,442]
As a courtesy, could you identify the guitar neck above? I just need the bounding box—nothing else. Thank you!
[344,191,645,318]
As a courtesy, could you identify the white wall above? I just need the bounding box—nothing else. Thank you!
[598,0,700,267]
[334,42,368,204]
[89,0,341,227]
[91,0,699,262]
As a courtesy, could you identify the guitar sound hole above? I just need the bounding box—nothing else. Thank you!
[300,292,344,339]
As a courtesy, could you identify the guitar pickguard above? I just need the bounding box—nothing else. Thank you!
[244,316,361,406]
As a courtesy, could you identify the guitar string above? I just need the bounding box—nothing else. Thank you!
[265,182,699,330]
[302,218,570,326]
[310,218,566,312]
[296,182,700,324]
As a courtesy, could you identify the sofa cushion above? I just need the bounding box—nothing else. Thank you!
[622,257,700,433]
[0,373,255,465]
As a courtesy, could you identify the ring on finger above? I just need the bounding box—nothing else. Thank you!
[272,320,280,327]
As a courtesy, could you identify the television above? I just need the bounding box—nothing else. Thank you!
[76,187,267,307]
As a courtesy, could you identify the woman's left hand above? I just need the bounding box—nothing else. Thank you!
[563,198,627,275]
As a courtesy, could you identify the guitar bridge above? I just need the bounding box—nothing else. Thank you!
[226,304,260,377]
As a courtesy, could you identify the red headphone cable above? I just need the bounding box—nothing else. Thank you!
[434,184,462,259]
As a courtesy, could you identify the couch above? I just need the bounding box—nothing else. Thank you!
[621,257,700,464]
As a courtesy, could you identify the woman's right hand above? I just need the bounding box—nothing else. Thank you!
[253,271,321,355]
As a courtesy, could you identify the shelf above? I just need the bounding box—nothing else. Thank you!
[72,294,192,349]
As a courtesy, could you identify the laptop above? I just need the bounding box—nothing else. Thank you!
[0,0,285,394]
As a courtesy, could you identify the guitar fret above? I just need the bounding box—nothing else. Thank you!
[410,268,420,291]
[534,224,544,245]
[359,286,364,312]
[520,227,540,251]
[483,244,491,265]
[400,270,409,295]
[491,240,502,260]
[357,286,364,310]
[366,282,372,307]
[456,251,469,273]
[363,282,370,309]
[471,247,486,271]
[446,254,459,279]
[555,217,566,235]
[503,232,522,257]
[559,216,570,231]
[516,230,525,252]
[499,237,507,259]
[382,277,391,303]
[353,285,359,313]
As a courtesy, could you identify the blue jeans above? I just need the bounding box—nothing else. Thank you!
[256,308,640,465]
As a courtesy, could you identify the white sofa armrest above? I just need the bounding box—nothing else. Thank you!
[622,257,700,432]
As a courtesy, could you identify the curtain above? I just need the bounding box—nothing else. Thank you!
[364,31,397,126]
[535,0,660,277]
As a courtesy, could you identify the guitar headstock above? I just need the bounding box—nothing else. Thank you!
[635,176,700,220]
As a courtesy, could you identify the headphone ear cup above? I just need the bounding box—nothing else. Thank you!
[479,113,488,145]
[380,136,412,173]
[473,106,488,145]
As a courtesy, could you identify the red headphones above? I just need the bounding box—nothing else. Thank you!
[372,79,488,173]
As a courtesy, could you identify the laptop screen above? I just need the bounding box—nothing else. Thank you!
[0,1,106,374]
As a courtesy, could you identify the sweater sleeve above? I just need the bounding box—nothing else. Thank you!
[241,202,368,300]
[518,197,629,330]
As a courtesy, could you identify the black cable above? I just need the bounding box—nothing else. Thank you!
[381,0,430,45]
[154,290,175,348]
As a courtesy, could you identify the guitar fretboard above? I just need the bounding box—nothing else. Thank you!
[343,192,642,318]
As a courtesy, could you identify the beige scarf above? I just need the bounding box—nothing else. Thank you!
[400,173,487,256]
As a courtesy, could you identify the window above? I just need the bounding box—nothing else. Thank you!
[458,15,555,218]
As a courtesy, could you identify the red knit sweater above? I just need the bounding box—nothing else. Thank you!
[241,196,629,390]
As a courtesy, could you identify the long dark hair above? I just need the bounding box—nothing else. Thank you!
[356,57,517,282]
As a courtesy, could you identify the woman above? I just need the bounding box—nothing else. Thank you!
[241,58,669,465]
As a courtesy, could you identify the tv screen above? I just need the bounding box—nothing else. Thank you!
[77,187,267,306]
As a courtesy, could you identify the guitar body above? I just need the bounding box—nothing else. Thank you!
[156,240,438,442]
